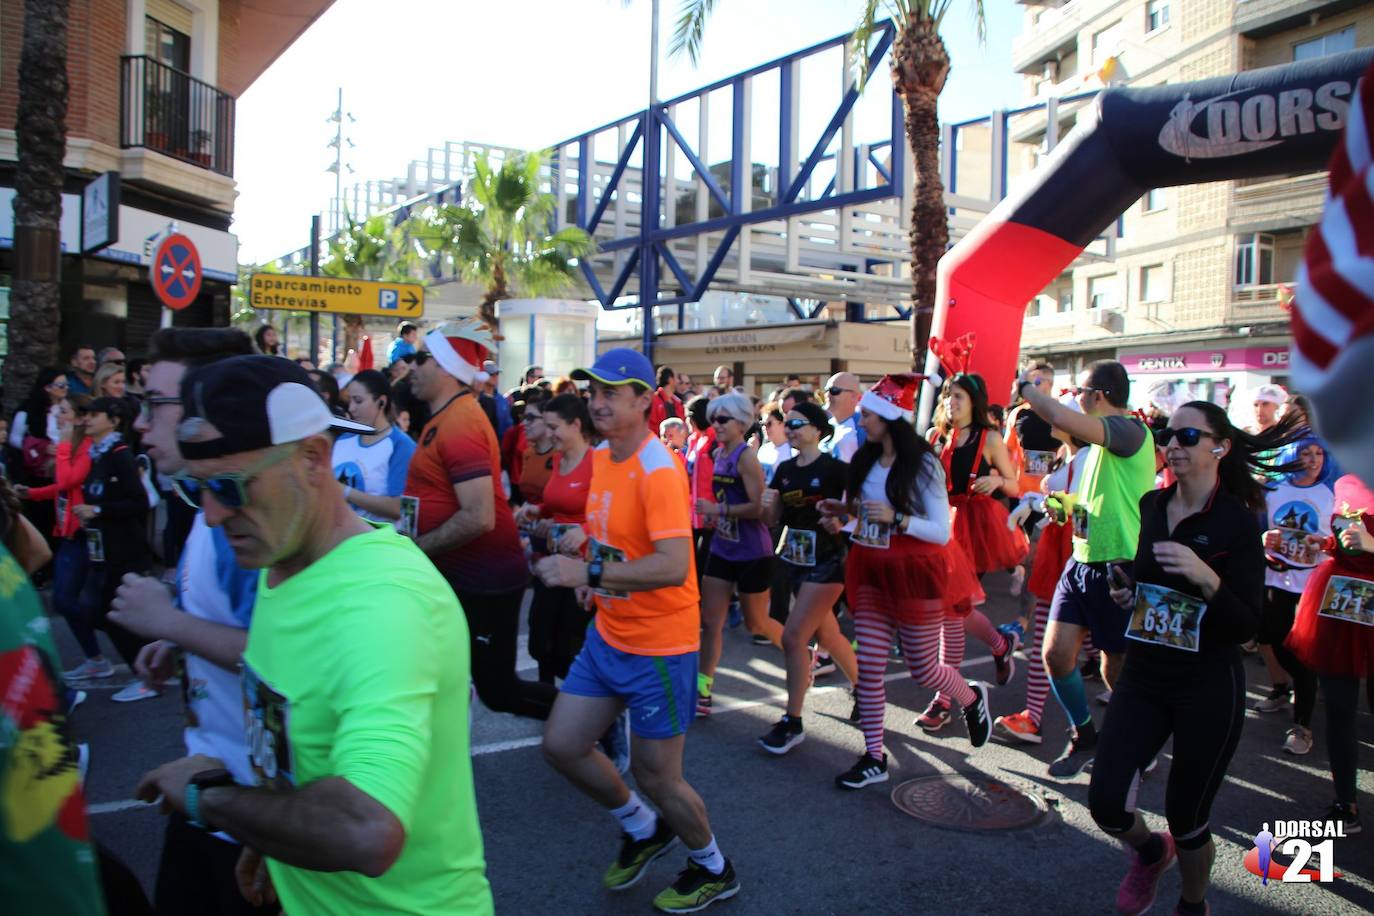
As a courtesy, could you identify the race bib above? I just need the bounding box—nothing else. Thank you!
[1125,582,1207,652]
[1268,527,1320,568]
[715,514,740,543]
[397,496,420,538]
[548,522,578,554]
[1023,449,1055,478]
[1318,575,1374,628]
[1072,503,1090,540]
[588,538,629,599]
[242,663,294,789]
[777,526,817,567]
[851,506,891,550]
[85,529,105,563]
[56,495,68,525]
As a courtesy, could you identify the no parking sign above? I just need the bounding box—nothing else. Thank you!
[151,232,202,310]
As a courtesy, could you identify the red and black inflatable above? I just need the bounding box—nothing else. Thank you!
[926,47,1374,413]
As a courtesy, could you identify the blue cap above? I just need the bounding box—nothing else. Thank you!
[571,347,654,388]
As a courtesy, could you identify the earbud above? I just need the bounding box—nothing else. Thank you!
[1210,447,1225,456]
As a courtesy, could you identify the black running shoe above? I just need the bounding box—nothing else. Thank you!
[758,716,805,755]
[1047,728,1099,780]
[1323,800,1362,835]
[993,632,1018,686]
[652,858,740,913]
[963,682,991,748]
[835,753,889,789]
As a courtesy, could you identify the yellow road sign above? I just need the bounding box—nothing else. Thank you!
[248,273,424,318]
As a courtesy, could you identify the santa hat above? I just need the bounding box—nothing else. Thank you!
[425,318,495,386]
[860,373,924,423]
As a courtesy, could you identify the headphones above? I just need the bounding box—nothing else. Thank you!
[1210,447,1225,456]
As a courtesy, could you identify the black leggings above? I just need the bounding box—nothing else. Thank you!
[528,579,592,684]
[155,813,275,916]
[1261,588,1317,728]
[1318,674,1363,806]
[1089,656,1246,851]
[452,584,557,720]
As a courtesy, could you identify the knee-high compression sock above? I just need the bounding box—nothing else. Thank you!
[1025,601,1051,724]
[1049,669,1093,730]
[934,614,967,708]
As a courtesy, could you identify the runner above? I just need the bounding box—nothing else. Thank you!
[756,401,858,754]
[1004,361,1061,596]
[823,374,990,789]
[1254,434,1333,758]
[136,354,493,914]
[648,365,684,432]
[755,402,792,485]
[1091,401,1286,916]
[1285,472,1374,834]
[517,390,557,505]
[406,319,556,720]
[105,327,275,915]
[332,369,416,523]
[536,348,739,913]
[685,396,717,587]
[1013,360,1158,779]
[696,392,782,716]
[995,394,1090,745]
[516,393,596,684]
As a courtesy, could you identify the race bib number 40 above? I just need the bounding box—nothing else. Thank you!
[1318,575,1374,628]
[1126,582,1208,652]
[777,527,817,567]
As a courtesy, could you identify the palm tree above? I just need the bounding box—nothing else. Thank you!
[410,151,595,331]
[670,0,985,369]
[320,212,417,352]
[5,0,69,418]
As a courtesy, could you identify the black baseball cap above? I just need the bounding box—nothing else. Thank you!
[178,355,371,460]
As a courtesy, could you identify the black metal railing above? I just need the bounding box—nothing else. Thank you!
[120,55,234,177]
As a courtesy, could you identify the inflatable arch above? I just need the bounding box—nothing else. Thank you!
[925,47,1374,416]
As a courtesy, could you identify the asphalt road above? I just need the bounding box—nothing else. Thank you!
[59,571,1373,915]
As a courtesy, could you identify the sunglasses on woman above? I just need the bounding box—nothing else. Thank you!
[711,415,734,425]
[783,418,810,430]
[1155,427,1211,448]
[171,446,298,509]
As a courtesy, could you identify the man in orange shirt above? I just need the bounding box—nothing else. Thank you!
[536,349,739,914]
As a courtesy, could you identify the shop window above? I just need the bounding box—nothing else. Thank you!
[1140,264,1167,303]
[1146,0,1169,34]
[1088,275,1120,311]
[1235,233,1275,288]
[1294,27,1355,62]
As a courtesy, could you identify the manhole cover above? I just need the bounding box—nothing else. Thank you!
[891,774,1049,832]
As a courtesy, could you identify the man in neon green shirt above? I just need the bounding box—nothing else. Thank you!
[135,356,492,914]
[1015,360,1157,780]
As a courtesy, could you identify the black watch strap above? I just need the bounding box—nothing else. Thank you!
[587,560,603,590]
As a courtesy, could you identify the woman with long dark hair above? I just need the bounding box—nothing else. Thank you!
[10,367,69,546]
[1285,471,1374,834]
[1092,401,1301,916]
[685,395,718,587]
[517,393,597,683]
[823,374,989,789]
[333,369,416,522]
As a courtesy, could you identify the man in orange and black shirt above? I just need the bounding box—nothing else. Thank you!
[406,319,555,721]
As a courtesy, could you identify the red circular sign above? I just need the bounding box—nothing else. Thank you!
[151,232,202,310]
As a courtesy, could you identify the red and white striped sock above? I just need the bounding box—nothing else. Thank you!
[853,606,896,759]
[934,613,969,708]
[902,618,975,709]
[1025,600,1051,726]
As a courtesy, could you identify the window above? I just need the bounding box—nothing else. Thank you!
[1146,0,1169,34]
[1142,187,1165,212]
[1027,297,1042,319]
[1294,27,1356,62]
[1140,264,1167,303]
[145,16,190,71]
[1235,233,1275,287]
[1089,275,1120,311]
[1057,288,1073,313]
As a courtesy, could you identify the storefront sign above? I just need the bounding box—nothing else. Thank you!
[654,323,828,355]
[1123,346,1290,374]
[81,172,119,254]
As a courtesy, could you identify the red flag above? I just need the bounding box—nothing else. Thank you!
[358,335,374,371]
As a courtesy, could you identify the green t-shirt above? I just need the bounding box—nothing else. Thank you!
[0,546,106,916]
[242,525,492,915]
[1072,415,1158,565]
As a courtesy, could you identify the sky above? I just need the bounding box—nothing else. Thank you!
[232,0,1026,264]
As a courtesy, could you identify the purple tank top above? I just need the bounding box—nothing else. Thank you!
[709,442,772,561]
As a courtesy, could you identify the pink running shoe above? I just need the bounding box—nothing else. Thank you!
[1116,832,1177,916]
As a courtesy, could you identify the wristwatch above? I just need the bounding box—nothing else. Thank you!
[587,558,604,590]
[186,768,235,830]
[893,511,906,530]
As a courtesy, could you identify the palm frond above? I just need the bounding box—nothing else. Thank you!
[668,0,717,67]
[847,0,884,88]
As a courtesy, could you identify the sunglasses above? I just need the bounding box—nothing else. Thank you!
[784,418,810,430]
[105,359,126,366]
[139,396,182,422]
[171,446,298,510]
[1155,427,1211,448]
[826,387,853,397]
[414,351,433,365]
[711,415,735,425]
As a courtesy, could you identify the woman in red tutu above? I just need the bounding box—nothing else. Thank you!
[914,370,1028,732]
[1285,472,1374,832]
[824,374,991,790]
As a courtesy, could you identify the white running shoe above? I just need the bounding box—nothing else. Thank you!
[64,657,114,680]
[111,682,160,703]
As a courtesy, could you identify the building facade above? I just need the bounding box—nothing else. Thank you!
[0,0,333,369]
[1011,0,1371,411]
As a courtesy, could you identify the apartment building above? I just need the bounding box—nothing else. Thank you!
[0,0,333,360]
[1011,0,1372,411]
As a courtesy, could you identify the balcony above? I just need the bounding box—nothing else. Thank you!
[120,55,234,177]
[1230,172,1327,231]
[1230,282,1294,323]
